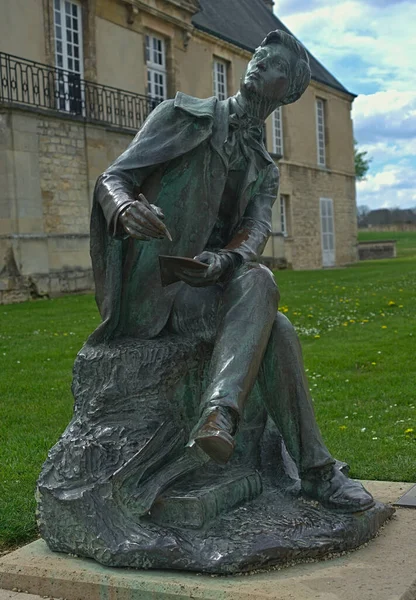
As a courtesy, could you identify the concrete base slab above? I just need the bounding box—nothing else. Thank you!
[0,481,415,600]
[0,592,48,600]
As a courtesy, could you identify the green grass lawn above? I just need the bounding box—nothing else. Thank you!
[1,233,415,550]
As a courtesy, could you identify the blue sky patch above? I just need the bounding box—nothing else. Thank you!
[278,0,416,209]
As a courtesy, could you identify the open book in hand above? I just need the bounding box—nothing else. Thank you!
[158,255,209,287]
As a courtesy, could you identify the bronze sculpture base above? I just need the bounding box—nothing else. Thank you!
[37,336,393,574]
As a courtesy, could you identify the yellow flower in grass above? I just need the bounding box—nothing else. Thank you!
[339,425,347,430]
[381,325,387,329]
[314,335,321,339]
[404,428,414,435]
[388,301,396,307]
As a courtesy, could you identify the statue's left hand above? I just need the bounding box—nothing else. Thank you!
[175,251,231,287]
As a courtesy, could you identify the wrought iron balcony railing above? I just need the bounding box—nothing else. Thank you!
[0,52,161,131]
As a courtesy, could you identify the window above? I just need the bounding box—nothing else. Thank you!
[320,198,335,267]
[316,98,326,167]
[213,59,228,100]
[146,34,167,104]
[271,194,290,236]
[272,106,284,156]
[54,0,83,74]
[279,195,287,235]
[54,0,83,113]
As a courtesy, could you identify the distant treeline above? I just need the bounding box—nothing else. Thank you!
[357,206,416,229]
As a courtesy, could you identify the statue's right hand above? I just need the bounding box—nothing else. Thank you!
[119,195,172,241]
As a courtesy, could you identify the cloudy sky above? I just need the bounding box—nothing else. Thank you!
[276,0,416,210]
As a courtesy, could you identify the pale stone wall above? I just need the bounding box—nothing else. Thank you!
[279,162,357,270]
[178,33,249,99]
[274,83,355,176]
[325,88,355,175]
[358,241,396,261]
[96,16,146,93]
[93,0,251,101]
[0,0,358,302]
[93,2,250,100]
[0,0,46,62]
[0,107,134,303]
[38,118,89,235]
[0,102,357,306]
[263,79,357,269]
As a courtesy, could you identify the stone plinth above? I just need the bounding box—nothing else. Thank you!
[358,240,397,261]
[0,482,415,600]
[37,336,394,574]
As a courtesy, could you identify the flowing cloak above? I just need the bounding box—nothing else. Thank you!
[89,92,280,343]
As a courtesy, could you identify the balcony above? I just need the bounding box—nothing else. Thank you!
[0,52,161,131]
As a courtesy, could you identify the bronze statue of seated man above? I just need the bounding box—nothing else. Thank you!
[90,29,373,513]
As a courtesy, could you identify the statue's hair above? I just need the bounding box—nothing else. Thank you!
[259,30,311,105]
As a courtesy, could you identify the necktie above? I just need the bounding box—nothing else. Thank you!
[228,113,264,142]
[226,112,265,168]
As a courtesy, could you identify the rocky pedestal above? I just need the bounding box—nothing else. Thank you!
[37,336,394,574]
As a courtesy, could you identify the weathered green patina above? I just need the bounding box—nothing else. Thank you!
[37,29,392,573]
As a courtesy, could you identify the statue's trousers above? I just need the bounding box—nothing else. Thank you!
[167,262,334,476]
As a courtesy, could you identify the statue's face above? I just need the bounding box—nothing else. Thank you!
[242,44,293,102]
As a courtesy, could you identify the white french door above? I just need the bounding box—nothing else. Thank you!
[54,0,84,113]
[320,198,335,267]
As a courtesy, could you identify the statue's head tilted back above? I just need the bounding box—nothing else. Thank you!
[240,29,311,118]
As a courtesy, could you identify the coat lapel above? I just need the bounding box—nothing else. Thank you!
[209,99,231,168]
[174,92,217,118]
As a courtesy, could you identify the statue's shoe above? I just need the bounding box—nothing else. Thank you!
[301,466,375,512]
[191,406,238,465]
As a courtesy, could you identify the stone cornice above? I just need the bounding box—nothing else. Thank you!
[193,28,252,60]
[168,0,200,15]
[119,1,252,57]
[279,159,355,179]
[309,79,356,103]
[119,0,198,29]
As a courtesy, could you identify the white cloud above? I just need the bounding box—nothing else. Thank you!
[353,91,416,143]
[278,1,416,93]
[359,167,403,194]
[353,92,416,208]
[359,140,416,163]
[278,0,407,13]
[354,92,416,119]
[357,165,416,209]
[276,0,416,210]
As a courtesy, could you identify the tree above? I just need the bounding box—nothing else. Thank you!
[356,204,370,227]
[354,140,372,181]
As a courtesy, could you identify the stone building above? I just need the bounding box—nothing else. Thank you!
[0,0,357,302]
